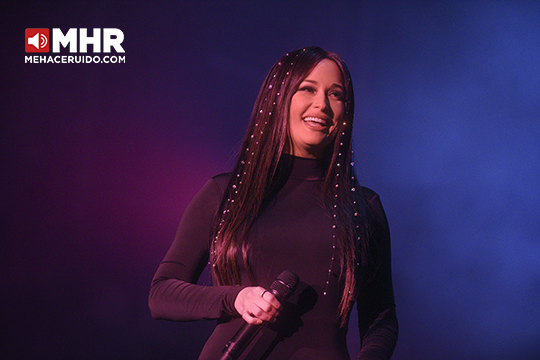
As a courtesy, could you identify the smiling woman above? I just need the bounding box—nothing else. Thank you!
[288,59,345,158]
[149,46,398,359]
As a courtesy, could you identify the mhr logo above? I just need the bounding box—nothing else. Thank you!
[25,28,125,53]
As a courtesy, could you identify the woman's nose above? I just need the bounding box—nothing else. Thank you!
[313,93,329,110]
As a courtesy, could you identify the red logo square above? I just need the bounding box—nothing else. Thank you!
[26,28,50,52]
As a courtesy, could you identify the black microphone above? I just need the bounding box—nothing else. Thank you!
[218,270,300,360]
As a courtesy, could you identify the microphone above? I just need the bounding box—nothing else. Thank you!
[218,270,300,360]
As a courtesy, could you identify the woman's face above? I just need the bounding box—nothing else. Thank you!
[287,59,345,159]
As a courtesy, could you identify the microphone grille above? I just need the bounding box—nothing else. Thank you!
[270,270,299,303]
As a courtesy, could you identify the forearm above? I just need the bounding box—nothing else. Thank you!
[357,306,398,360]
[149,275,244,321]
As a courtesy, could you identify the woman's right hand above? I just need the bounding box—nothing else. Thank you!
[234,286,282,325]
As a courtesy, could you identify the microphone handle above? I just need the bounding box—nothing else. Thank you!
[218,322,264,360]
[218,271,299,360]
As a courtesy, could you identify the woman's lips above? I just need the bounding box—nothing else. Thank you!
[303,116,329,130]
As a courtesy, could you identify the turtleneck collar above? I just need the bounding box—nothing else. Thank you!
[279,153,326,180]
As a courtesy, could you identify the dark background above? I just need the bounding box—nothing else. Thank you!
[2,1,539,359]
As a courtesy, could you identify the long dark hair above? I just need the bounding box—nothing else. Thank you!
[210,46,373,326]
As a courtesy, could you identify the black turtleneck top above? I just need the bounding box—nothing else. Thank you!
[149,156,398,359]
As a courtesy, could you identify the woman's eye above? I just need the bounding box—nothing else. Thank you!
[298,86,315,93]
[329,91,343,100]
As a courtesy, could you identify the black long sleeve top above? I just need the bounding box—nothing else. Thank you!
[149,155,398,359]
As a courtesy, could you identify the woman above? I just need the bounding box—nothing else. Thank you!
[149,46,398,359]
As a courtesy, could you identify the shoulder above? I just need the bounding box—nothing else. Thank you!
[211,172,232,186]
[208,173,232,196]
[361,186,385,213]
[192,173,233,206]
[360,186,389,227]
[361,186,379,204]
[187,173,231,211]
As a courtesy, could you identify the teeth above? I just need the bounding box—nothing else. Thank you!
[303,117,326,125]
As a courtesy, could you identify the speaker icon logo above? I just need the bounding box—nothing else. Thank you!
[26,29,50,52]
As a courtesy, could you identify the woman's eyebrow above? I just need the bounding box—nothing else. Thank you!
[302,79,344,89]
